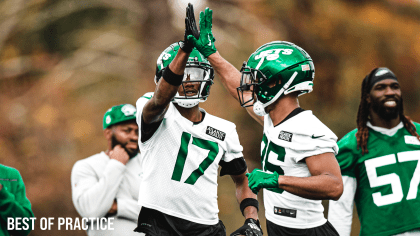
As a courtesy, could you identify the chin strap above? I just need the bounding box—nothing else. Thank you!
[253,71,298,117]
[253,101,267,116]
[173,98,201,108]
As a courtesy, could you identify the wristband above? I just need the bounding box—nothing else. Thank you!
[240,198,259,216]
[162,66,184,86]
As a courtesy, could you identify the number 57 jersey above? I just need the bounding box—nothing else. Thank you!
[135,93,244,225]
[330,123,420,236]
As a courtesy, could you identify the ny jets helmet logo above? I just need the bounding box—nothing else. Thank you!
[254,48,294,69]
[121,104,136,116]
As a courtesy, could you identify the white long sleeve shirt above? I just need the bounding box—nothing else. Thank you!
[71,151,142,236]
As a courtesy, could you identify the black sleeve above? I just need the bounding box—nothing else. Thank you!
[141,114,163,143]
[219,157,247,176]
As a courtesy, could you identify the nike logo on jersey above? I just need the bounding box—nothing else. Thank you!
[141,95,152,100]
[278,131,293,142]
[206,126,226,141]
[311,134,325,139]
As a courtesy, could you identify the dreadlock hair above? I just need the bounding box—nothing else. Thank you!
[356,69,420,155]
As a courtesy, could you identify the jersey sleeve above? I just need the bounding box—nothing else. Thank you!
[280,111,339,163]
[290,135,339,163]
[219,126,247,176]
[328,175,357,236]
[335,130,358,178]
[221,126,244,162]
[328,130,358,236]
[115,181,141,221]
[135,92,154,126]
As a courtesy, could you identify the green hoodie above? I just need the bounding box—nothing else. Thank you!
[0,164,34,236]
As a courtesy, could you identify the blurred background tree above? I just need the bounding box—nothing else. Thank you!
[1,0,420,235]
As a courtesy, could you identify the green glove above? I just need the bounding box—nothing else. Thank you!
[186,7,217,58]
[246,169,279,194]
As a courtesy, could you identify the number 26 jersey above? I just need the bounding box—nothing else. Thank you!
[261,109,338,229]
[135,93,244,225]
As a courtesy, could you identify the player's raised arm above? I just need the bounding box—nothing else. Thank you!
[142,7,195,125]
[186,7,263,125]
[142,47,191,125]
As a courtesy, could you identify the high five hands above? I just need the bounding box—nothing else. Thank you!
[185,4,217,58]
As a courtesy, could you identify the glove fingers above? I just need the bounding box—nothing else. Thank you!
[207,9,213,29]
[185,17,189,31]
[199,11,205,31]
[247,175,256,187]
[203,8,209,29]
[251,187,260,194]
[189,12,199,39]
[187,35,197,45]
[244,229,256,236]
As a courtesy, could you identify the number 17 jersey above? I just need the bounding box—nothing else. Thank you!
[136,93,244,225]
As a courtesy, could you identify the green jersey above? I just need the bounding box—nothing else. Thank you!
[0,164,34,236]
[329,122,420,236]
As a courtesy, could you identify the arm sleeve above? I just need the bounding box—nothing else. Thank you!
[0,170,34,236]
[327,135,358,236]
[115,198,141,221]
[115,178,141,221]
[71,159,126,218]
[328,176,357,236]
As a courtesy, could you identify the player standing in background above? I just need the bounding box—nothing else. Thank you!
[186,7,343,236]
[134,4,261,236]
[0,164,34,236]
[71,104,143,236]
[328,68,420,236]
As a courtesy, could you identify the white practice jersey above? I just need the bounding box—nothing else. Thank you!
[136,92,244,225]
[261,110,338,229]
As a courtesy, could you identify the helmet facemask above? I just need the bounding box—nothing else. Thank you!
[173,60,214,108]
[238,62,299,116]
[237,62,268,108]
[154,43,215,108]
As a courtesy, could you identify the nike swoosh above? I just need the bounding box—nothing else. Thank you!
[142,96,152,100]
[311,135,325,139]
[207,35,212,46]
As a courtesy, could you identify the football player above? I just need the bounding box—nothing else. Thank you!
[328,68,420,236]
[186,7,343,236]
[133,4,261,236]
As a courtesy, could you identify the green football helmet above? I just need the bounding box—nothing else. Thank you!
[237,41,315,116]
[155,42,214,108]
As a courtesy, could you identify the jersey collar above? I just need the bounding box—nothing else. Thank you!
[367,121,403,137]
